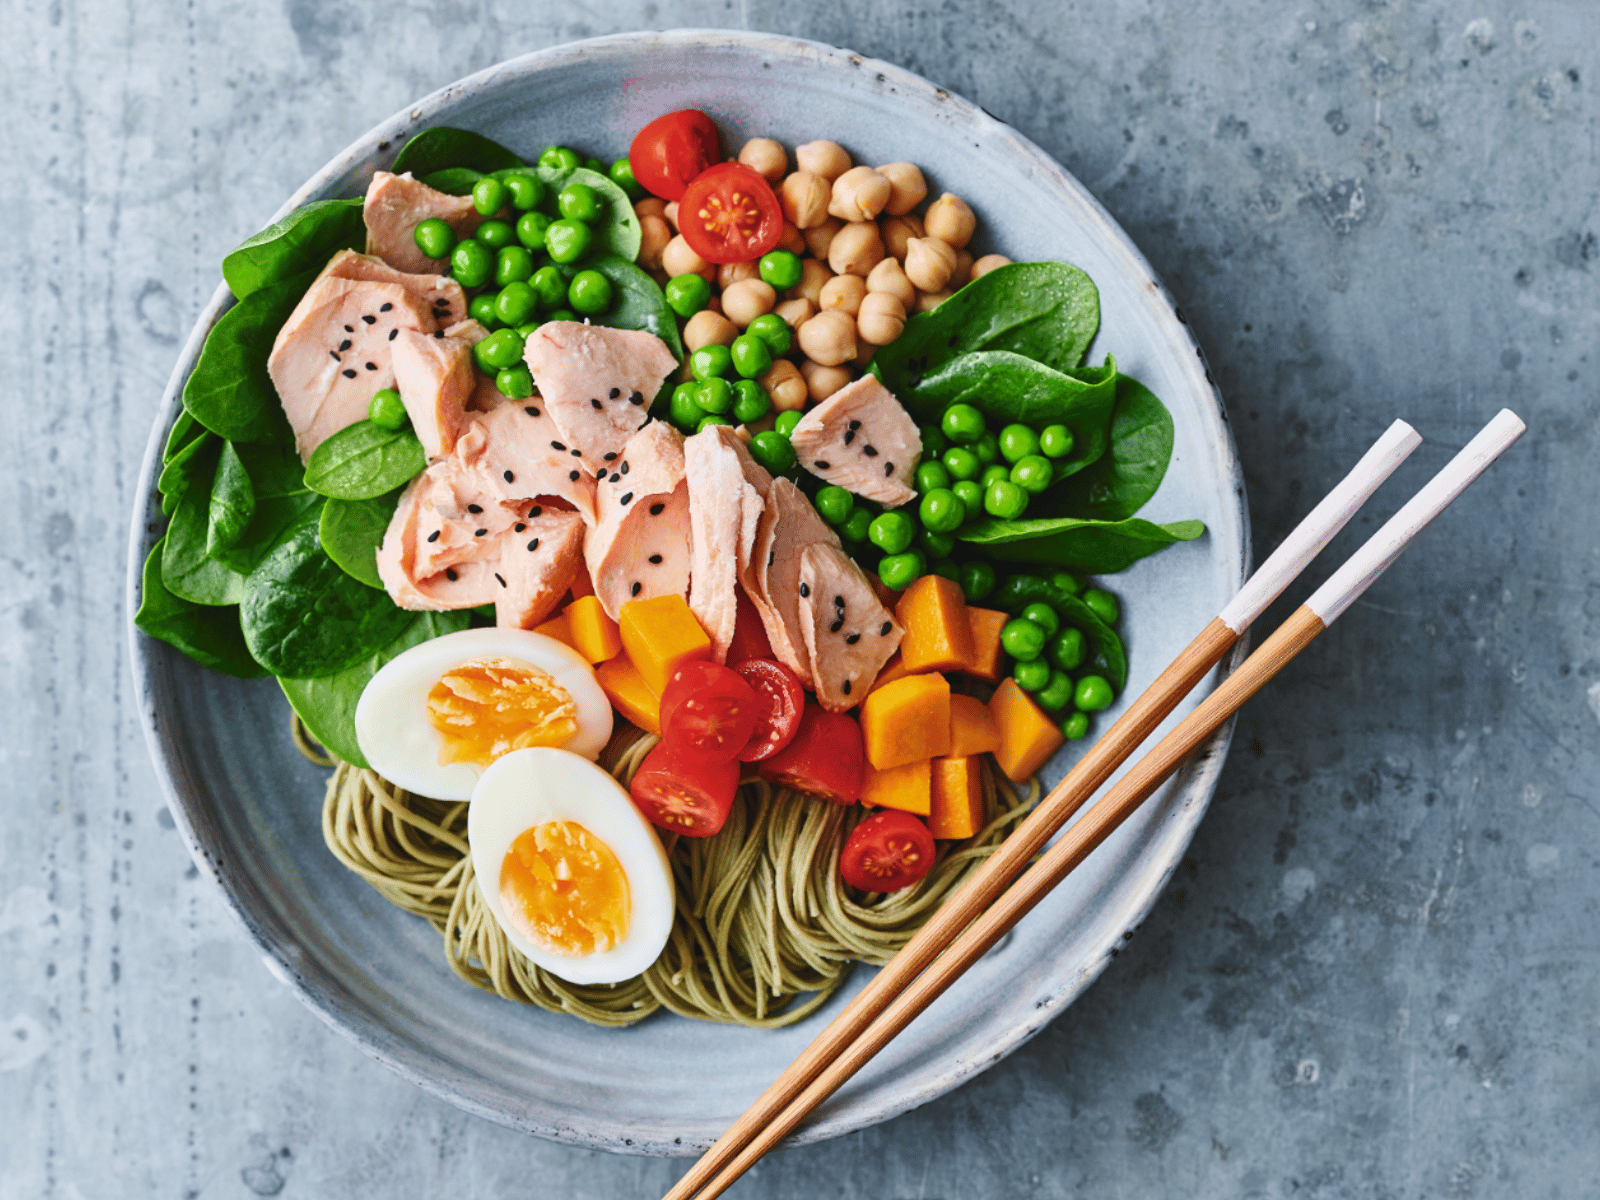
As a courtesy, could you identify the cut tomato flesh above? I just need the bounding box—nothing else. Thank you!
[757,703,864,803]
[678,162,783,264]
[629,739,740,837]
[732,658,804,762]
[658,660,759,764]
[839,810,936,892]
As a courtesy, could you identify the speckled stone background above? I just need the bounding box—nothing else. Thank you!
[5,1,1598,1197]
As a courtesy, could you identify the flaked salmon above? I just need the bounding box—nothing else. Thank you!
[685,426,772,663]
[584,422,692,620]
[363,171,485,275]
[796,543,903,711]
[789,374,922,506]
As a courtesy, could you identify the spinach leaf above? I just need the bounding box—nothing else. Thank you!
[958,514,1205,574]
[586,255,685,361]
[279,610,469,766]
[211,490,322,576]
[236,441,307,497]
[418,168,484,196]
[157,426,218,499]
[163,410,204,463]
[318,490,400,590]
[989,573,1129,691]
[1047,376,1177,521]
[183,269,310,445]
[206,441,256,557]
[303,420,426,500]
[134,540,268,679]
[241,506,414,678]
[220,198,364,300]
[534,165,641,262]
[393,127,524,176]
[163,479,248,606]
[872,262,1101,396]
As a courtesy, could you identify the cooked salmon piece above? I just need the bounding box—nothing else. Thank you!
[391,330,475,460]
[750,477,841,687]
[685,426,772,663]
[788,374,923,507]
[796,543,903,711]
[444,318,491,346]
[522,322,679,476]
[584,422,692,620]
[494,508,587,629]
[268,275,437,463]
[322,248,466,327]
[375,474,506,611]
[450,401,599,527]
[363,171,485,275]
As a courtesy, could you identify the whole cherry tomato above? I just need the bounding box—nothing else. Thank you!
[628,109,721,201]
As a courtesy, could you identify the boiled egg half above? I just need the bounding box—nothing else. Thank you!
[468,747,674,984]
[354,628,613,802]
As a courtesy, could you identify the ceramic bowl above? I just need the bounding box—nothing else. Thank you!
[127,29,1248,1154]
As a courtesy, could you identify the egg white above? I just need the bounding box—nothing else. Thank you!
[354,628,613,802]
[467,747,675,985]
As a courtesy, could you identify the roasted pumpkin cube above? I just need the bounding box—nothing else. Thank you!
[864,652,916,698]
[960,607,1008,683]
[565,594,623,664]
[618,594,712,696]
[533,612,578,653]
[988,677,1065,783]
[930,756,987,838]
[595,653,661,735]
[861,759,932,815]
[861,672,951,770]
[948,693,1002,758]
[894,575,975,673]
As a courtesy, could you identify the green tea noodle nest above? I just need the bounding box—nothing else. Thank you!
[304,714,1038,1029]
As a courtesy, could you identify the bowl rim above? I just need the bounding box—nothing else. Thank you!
[126,27,1250,1153]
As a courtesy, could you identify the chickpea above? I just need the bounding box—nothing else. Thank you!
[741,412,778,437]
[904,236,957,292]
[790,257,833,305]
[828,165,892,222]
[638,215,672,270]
[634,197,668,222]
[773,297,817,328]
[662,234,714,281]
[718,260,760,291]
[915,289,952,313]
[721,278,777,327]
[970,253,1012,280]
[800,358,854,402]
[879,214,924,261]
[828,221,885,278]
[803,217,842,261]
[949,248,974,290]
[795,140,851,180]
[705,294,724,315]
[776,222,806,255]
[737,137,788,182]
[856,291,907,346]
[664,200,680,230]
[923,192,976,248]
[852,340,878,370]
[683,309,738,351]
[761,359,808,412]
[865,257,915,307]
[779,171,831,229]
[796,309,857,367]
[875,162,928,216]
[819,273,868,316]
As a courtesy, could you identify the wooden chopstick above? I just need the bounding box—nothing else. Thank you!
[663,418,1422,1200]
[678,408,1523,1200]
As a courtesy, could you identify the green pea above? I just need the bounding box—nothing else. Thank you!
[993,573,1046,612]
[878,551,925,591]
[1049,572,1082,597]
[697,414,734,431]
[732,379,771,423]
[746,312,793,356]
[1011,455,1054,494]
[608,157,643,200]
[1000,617,1046,662]
[474,327,525,371]
[868,511,916,555]
[669,381,707,430]
[1049,627,1086,672]
[494,281,538,327]
[973,432,999,464]
[545,308,578,323]
[583,156,605,174]
[568,269,613,314]
[748,430,797,474]
[476,219,514,249]
[940,403,986,444]
[984,480,1029,520]
[980,464,1011,488]
[1061,711,1090,741]
[730,333,773,379]
[959,560,996,603]
[545,218,593,263]
[998,423,1040,463]
[841,508,874,543]
[502,173,544,212]
[471,176,507,217]
[695,377,734,415]
[467,293,501,329]
[529,265,566,310]
[758,250,803,290]
[930,557,960,582]
[919,527,955,558]
[515,210,553,251]
[1013,658,1051,692]
[690,344,733,381]
[449,238,493,288]
[951,479,983,511]
[1039,424,1074,459]
[1021,601,1060,637]
[774,410,803,438]
[918,487,966,533]
[367,388,408,430]
[814,485,855,525]
[942,446,981,481]
[516,322,541,338]
[495,245,535,287]
[1035,670,1075,712]
[919,424,949,456]
[915,460,951,493]
[412,217,456,260]
[664,274,712,318]
[1074,675,1115,712]
[558,183,604,222]
[1084,588,1120,625]
[539,146,582,173]
[495,365,534,399]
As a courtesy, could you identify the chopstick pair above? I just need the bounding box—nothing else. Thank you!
[667,409,1526,1200]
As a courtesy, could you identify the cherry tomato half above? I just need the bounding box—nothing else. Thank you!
[732,658,805,762]
[658,661,759,763]
[726,590,775,666]
[757,704,864,803]
[677,163,784,264]
[839,811,936,892]
[630,738,741,837]
[628,109,721,201]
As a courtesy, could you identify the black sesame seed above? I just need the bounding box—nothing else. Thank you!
[365,362,378,371]
[525,406,540,417]
[609,387,621,399]
[834,595,845,608]
[361,314,376,325]
[590,398,602,410]
[570,448,582,457]
[434,330,445,338]
[427,530,440,543]
[629,390,644,405]
[380,302,394,312]
[631,581,642,597]
[814,460,831,470]
[848,419,862,430]
[341,369,357,378]
[843,430,855,445]
[338,339,352,351]
[603,451,618,461]
[467,504,483,514]
[329,350,341,361]
[474,528,487,537]
[648,554,662,564]
[768,550,775,566]
[388,328,398,341]
[842,680,852,695]
[503,470,514,483]
[495,572,506,587]
[620,492,634,505]
[845,633,860,645]
[529,506,541,517]
[620,461,630,475]
[514,523,526,533]
[343,324,354,333]
[884,462,894,476]
[829,619,843,633]
[880,621,892,635]
[445,568,458,581]
[609,473,620,484]
[650,503,665,515]
[799,582,811,598]
[862,445,878,457]
[551,440,567,451]
[527,538,539,552]
[569,470,581,481]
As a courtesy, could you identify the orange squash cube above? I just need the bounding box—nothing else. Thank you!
[988,678,1065,783]
[930,756,987,838]
[948,693,1002,758]
[861,759,932,815]
[565,595,623,664]
[533,612,578,653]
[865,652,916,698]
[618,594,712,696]
[960,607,1008,683]
[594,653,661,735]
[894,575,975,673]
[860,672,951,770]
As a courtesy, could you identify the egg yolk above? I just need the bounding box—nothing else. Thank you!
[498,821,631,957]
[427,657,579,768]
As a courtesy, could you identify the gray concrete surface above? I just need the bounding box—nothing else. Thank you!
[4,1,1597,1196]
